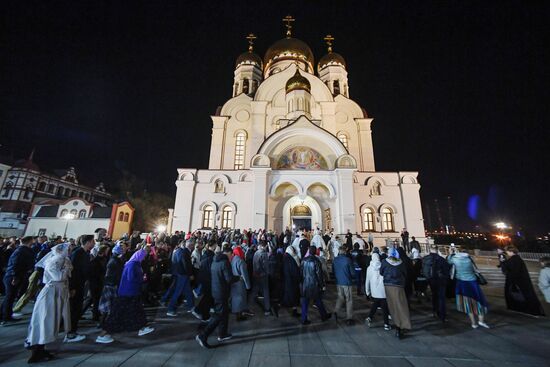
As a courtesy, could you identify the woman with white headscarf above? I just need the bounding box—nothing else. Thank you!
[25,243,72,363]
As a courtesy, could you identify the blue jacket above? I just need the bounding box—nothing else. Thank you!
[118,261,143,297]
[332,255,356,286]
[171,247,193,277]
[4,246,35,279]
[379,257,407,287]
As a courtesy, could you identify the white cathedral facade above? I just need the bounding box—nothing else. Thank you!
[171,26,426,246]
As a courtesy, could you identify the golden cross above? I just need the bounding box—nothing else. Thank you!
[324,34,335,53]
[246,33,257,52]
[282,15,295,37]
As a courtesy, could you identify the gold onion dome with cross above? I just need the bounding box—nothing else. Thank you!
[318,34,346,72]
[235,33,263,68]
[285,68,311,94]
[263,15,315,74]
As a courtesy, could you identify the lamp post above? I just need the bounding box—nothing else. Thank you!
[63,213,75,238]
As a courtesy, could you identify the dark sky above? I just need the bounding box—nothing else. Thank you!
[1,1,549,233]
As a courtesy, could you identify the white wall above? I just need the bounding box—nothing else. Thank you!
[24,217,110,239]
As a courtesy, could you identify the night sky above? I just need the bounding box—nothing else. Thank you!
[2,1,549,233]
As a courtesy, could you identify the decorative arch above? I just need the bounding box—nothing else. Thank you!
[378,203,399,215]
[199,201,218,212]
[238,172,253,182]
[401,175,417,184]
[269,179,304,197]
[233,129,248,138]
[364,176,388,187]
[335,154,357,169]
[209,174,231,185]
[178,170,196,181]
[219,201,237,214]
[305,181,336,199]
[250,154,271,168]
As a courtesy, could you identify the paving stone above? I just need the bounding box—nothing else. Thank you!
[249,354,291,367]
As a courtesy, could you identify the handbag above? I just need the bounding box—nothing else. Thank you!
[470,257,488,285]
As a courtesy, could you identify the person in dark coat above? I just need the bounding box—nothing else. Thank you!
[66,235,95,342]
[165,239,195,316]
[501,245,544,316]
[85,245,108,321]
[299,236,310,259]
[300,246,331,325]
[345,230,353,250]
[1,236,35,324]
[282,246,301,317]
[195,241,217,321]
[397,247,413,300]
[422,245,450,321]
[195,245,238,348]
[251,242,275,316]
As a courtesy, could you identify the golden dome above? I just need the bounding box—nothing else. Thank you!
[318,51,346,72]
[235,51,263,68]
[285,69,311,94]
[264,37,314,73]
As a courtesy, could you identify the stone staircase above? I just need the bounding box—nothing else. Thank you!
[477,266,540,288]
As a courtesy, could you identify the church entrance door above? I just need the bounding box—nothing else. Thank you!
[292,218,311,231]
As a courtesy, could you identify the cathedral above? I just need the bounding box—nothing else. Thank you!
[171,17,426,246]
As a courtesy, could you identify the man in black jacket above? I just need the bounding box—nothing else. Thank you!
[1,236,34,324]
[300,246,331,325]
[66,234,95,342]
[196,245,238,348]
[422,244,451,322]
[166,239,195,316]
[194,241,217,320]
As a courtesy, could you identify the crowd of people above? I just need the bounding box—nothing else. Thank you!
[0,227,548,364]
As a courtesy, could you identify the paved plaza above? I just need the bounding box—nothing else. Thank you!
[0,265,548,367]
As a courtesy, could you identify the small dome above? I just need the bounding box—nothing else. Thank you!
[264,37,314,73]
[318,51,346,72]
[285,69,311,93]
[235,51,263,68]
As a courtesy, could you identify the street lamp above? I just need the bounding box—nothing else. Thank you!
[156,224,167,233]
[494,222,508,230]
[63,213,75,238]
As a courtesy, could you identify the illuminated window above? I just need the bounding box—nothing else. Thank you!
[70,209,77,217]
[118,212,124,221]
[202,205,214,229]
[124,213,129,222]
[382,207,395,232]
[363,207,375,231]
[221,206,233,229]
[234,132,246,169]
[338,133,349,149]
[60,209,68,217]
[78,209,87,218]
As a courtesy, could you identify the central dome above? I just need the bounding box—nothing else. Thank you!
[264,37,314,74]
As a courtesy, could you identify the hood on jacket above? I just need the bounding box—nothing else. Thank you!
[370,253,382,271]
[214,253,229,263]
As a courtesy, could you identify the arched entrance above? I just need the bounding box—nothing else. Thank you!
[281,195,322,231]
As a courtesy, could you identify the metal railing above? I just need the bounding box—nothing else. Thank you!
[474,249,549,262]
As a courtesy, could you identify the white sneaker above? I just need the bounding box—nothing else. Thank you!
[11,312,23,319]
[471,324,479,329]
[478,322,490,329]
[166,311,178,317]
[191,309,202,320]
[64,334,86,343]
[138,326,154,336]
[96,335,114,344]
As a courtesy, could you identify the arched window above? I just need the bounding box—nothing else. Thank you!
[202,205,214,229]
[371,181,381,196]
[64,188,71,197]
[221,206,233,229]
[363,207,375,232]
[123,213,129,222]
[234,132,246,170]
[78,209,87,218]
[38,182,46,191]
[70,209,77,218]
[382,207,395,232]
[60,209,68,218]
[214,180,224,193]
[47,184,55,193]
[338,133,349,149]
[333,80,341,95]
[118,212,124,221]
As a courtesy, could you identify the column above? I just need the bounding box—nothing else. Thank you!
[250,168,270,229]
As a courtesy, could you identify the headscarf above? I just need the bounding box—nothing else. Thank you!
[233,246,245,260]
[128,249,147,263]
[37,243,72,272]
[388,247,400,259]
[285,245,300,266]
[112,242,124,256]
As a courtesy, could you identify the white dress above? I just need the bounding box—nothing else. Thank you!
[25,256,72,346]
